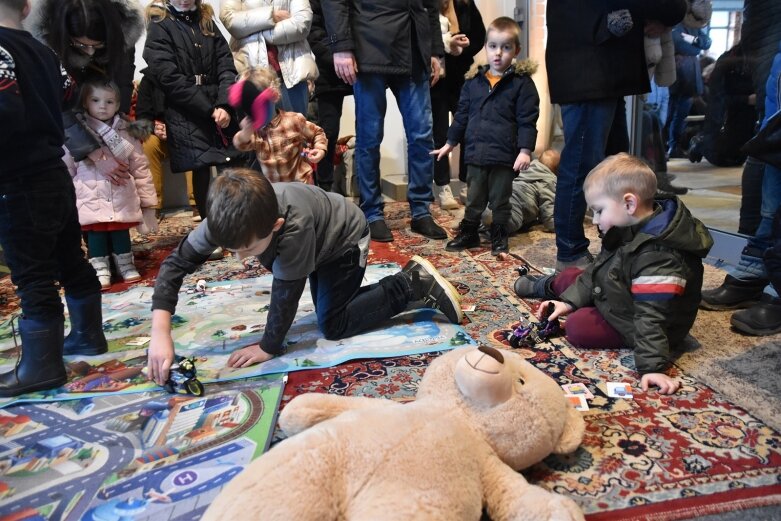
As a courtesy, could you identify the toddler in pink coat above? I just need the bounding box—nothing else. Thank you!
[63,78,158,289]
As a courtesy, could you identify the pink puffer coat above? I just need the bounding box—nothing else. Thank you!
[64,118,158,226]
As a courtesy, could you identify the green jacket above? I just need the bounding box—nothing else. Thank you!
[560,196,713,374]
[508,159,557,233]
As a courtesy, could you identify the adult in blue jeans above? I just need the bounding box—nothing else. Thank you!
[321,0,448,243]
[702,40,781,316]
[546,0,687,271]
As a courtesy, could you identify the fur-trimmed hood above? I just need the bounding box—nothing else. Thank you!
[465,58,538,79]
[25,0,145,51]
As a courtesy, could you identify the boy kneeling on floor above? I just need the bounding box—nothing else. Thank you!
[146,168,463,385]
[515,154,713,394]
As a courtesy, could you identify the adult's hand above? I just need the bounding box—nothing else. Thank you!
[273,9,290,22]
[213,108,231,128]
[90,149,130,186]
[334,51,358,86]
[430,57,441,87]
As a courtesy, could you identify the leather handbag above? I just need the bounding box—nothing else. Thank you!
[742,110,781,169]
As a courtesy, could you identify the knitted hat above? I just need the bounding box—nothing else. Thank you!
[684,0,712,29]
[227,79,276,130]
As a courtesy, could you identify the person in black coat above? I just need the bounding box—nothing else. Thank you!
[307,0,352,192]
[143,0,245,222]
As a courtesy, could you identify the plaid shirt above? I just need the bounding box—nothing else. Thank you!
[239,110,327,184]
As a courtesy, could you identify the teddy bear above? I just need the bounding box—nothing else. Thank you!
[202,346,586,520]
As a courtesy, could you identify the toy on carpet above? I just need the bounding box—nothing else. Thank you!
[202,345,585,521]
[506,302,563,348]
[163,355,204,396]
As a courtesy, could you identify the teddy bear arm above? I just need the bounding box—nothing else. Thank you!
[279,393,398,435]
[552,406,586,455]
[482,456,584,521]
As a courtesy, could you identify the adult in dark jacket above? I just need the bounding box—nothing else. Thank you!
[430,0,485,206]
[688,44,757,167]
[143,0,245,222]
[307,0,352,192]
[321,0,448,243]
[545,0,687,272]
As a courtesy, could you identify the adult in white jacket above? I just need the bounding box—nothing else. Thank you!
[221,0,318,115]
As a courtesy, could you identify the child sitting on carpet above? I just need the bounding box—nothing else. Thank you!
[514,154,713,394]
[146,168,463,385]
[230,67,327,185]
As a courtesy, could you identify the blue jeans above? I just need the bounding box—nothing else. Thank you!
[279,81,309,116]
[0,167,100,320]
[353,71,435,223]
[309,239,411,339]
[555,99,624,261]
[667,95,693,152]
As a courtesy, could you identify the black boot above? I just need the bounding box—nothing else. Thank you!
[446,220,480,251]
[730,294,781,335]
[0,317,67,397]
[402,255,463,323]
[490,223,509,255]
[656,173,688,195]
[63,293,108,356]
[700,275,768,311]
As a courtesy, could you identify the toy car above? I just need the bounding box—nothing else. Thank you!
[164,355,205,396]
[505,302,562,348]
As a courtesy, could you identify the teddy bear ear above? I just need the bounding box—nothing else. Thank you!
[551,405,586,454]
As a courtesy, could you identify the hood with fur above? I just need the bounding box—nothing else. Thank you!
[25,0,145,51]
[465,58,538,80]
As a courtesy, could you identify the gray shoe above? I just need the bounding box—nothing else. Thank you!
[514,274,554,299]
[555,252,594,273]
[403,255,463,323]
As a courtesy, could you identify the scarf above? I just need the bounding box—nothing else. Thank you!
[84,114,135,162]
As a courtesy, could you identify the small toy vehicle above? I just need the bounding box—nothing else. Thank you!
[164,355,205,396]
[506,302,562,348]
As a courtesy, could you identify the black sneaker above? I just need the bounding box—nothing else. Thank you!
[370,220,394,242]
[403,255,463,323]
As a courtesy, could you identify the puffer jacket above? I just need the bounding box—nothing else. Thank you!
[447,60,539,168]
[220,0,318,89]
[63,116,158,226]
[560,196,713,375]
[143,5,245,172]
[321,0,444,76]
[507,159,556,233]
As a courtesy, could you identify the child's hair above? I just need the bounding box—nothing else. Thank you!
[0,0,26,13]
[45,0,126,73]
[584,153,657,206]
[486,16,522,51]
[243,67,281,94]
[79,76,121,111]
[539,149,561,175]
[206,168,281,249]
[146,0,215,37]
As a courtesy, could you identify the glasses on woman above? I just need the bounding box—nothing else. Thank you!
[70,39,106,52]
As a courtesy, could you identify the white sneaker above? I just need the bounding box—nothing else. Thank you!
[458,184,468,205]
[434,184,459,210]
[111,252,142,282]
[89,256,112,289]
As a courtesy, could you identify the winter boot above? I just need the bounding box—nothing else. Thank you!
[63,293,108,356]
[111,252,141,282]
[514,274,556,299]
[402,255,463,324]
[0,316,67,397]
[433,184,459,210]
[700,274,768,310]
[89,256,112,290]
[730,294,781,336]
[490,223,509,255]
[446,220,480,251]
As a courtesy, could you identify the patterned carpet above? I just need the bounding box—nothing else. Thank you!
[2,203,781,520]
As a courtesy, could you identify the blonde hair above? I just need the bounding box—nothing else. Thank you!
[539,149,561,175]
[243,67,282,95]
[146,1,215,36]
[584,153,657,206]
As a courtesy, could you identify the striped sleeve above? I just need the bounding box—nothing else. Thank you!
[631,275,687,301]
[0,44,19,95]
[0,44,23,143]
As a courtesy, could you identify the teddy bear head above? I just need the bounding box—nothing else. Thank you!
[416,345,585,470]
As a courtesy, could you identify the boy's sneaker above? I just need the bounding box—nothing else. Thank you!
[403,255,463,324]
[514,274,555,299]
[434,184,459,210]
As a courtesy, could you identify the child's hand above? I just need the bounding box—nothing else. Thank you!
[513,149,531,171]
[227,343,274,368]
[153,120,167,140]
[304,148,325,163]
[641,373,680,394]
[212,108,231,128]
[147,332,175,386]
[430,143,455,162]
[536,300,573,321]
[137,207,159,235]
